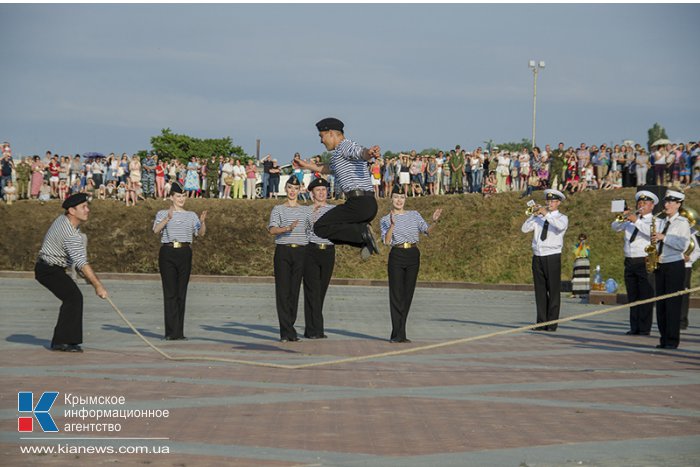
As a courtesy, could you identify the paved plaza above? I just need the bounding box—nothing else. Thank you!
[1,276,699,466]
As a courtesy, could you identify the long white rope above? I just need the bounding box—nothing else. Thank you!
[107,286,699,370]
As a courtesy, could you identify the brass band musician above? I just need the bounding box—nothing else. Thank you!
[653,190,691,349]
[521,189,569,331]
[611,190,660,336]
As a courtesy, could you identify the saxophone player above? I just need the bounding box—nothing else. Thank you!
[521,189,569,331]
[611,190,660,336]
[654,190,691,349]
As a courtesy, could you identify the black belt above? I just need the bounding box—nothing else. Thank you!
[278,244,307,248]
[162,242,191,248]
[308,243,334,250]
[344,190,374,198]
[36,257,63,267]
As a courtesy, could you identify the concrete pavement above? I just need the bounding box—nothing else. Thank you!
[1,277,699,466]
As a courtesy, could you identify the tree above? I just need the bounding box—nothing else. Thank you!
[494,139,532,153]
[647,123,669,151]
[150,128,247,163]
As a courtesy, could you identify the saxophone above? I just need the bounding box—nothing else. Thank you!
[645,214,660,273]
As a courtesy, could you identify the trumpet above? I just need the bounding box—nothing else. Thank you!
[526,204,543,216]
[615,210,640,223]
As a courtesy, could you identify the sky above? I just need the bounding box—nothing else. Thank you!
[1,4,699,162]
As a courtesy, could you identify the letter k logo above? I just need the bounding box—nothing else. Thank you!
[18,392,59,432]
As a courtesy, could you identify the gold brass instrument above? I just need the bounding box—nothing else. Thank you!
[526,204,543,216]
[645,214,660,273]
[680,207,697,228]
[680,207,697,257]
[615,210,639,223]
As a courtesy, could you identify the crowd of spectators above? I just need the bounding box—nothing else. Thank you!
[2,140,698,206]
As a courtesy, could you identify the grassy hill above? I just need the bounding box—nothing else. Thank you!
[2,188,698,292]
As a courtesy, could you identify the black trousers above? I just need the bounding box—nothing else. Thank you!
[313,195,378,248]
[624,257,655,333]
[681,267,691,329]
[35,261,83,346]
[532,254,561,330]
[656,260,685,348]
[159,245,192,339]
[274,244,306,339]
[388,248,420,341]
[303,245,335,337]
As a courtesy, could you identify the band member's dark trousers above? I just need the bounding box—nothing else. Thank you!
[35,261,83,346]
[624,257,655,333]
[388,248,420,341]
[303,245,335,337]
[681,267,691,329]
[532,254,561,330]
[656,260,685,348]
[274,245,306,339]
[159,245,192,339]
[313,195,378,248]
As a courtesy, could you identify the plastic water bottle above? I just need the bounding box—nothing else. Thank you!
[593,265,602,290]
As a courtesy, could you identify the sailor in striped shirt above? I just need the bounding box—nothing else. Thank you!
[294,117,381,260]
[153,181,207,341]
[268,176,309,342]
[380,186,442,343]
[302,177,336,339]
[35,193,108,353]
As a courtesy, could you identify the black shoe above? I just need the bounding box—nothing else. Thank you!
[306,334,327,340]
[287,336,300,342]
[639,331,650,336]
[546,327,557,332]
[400,338,412,343]
[51,344,83,353]
[626,331,640,335]
[389,338,401,343]
[655,344,678,349]
[361,224,379,255]
[532,326,548,331]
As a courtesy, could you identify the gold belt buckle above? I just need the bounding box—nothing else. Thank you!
[318,244,327,250]
[402,242,412,248]
[173,241,182,248]
[290,244,299,248]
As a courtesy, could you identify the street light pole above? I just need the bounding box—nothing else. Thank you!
[528,60,545,148]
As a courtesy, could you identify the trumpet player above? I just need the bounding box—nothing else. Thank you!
[654,190,691,349]
[521,189,569,331]
[611,190,660,336]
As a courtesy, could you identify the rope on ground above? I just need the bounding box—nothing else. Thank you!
[107,286,700,370]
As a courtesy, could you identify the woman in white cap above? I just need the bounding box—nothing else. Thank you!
[521,189,569,331]
[653,190,691,349]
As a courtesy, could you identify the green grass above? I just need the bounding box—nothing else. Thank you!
[2,187,698,291]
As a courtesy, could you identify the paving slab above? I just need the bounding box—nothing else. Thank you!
[1,277,699,466]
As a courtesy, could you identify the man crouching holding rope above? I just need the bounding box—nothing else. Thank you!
[35,193,108,353]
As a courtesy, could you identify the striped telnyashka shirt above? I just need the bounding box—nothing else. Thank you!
[269,204,310,245]
[380,210,429,246]
[330,139,374,193]
[153,210,201,243]
[306,204,335,245]
[38,215,89,269]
